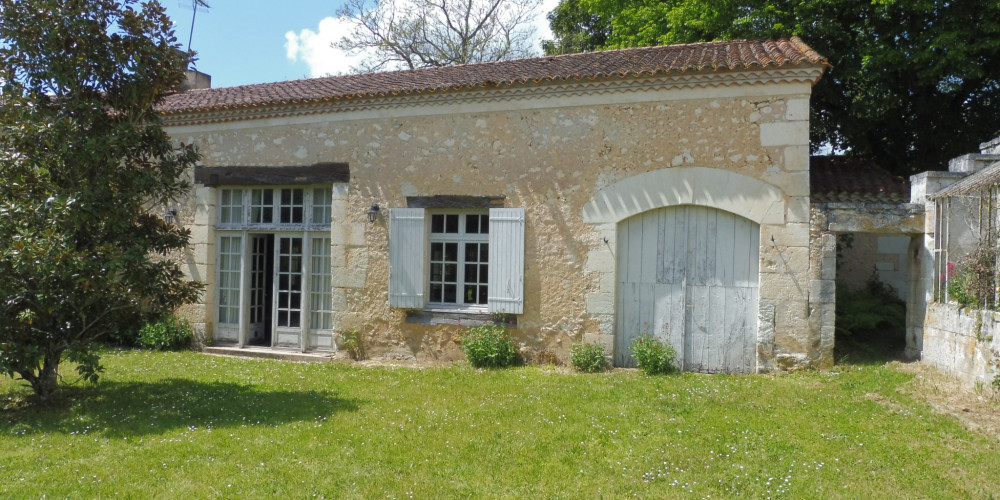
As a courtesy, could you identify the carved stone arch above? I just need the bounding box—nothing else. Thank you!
[582,166,784,225]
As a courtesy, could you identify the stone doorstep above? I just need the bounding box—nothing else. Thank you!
[203,346,335,363]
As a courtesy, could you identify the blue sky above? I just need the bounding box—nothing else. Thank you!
[161,0,559,89]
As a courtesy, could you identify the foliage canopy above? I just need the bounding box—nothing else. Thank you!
[0,0,202,399]
[544,0,1000,176]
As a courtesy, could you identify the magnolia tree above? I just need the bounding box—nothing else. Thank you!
[0,0,202,399]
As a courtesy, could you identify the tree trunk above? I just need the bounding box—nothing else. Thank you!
[29,351,62,400]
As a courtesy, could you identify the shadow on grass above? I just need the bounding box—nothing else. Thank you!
[1,378,360,438]
[835,333,909,367]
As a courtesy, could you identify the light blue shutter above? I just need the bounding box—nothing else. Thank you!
[389,208,425,308]
[488,208,525,314]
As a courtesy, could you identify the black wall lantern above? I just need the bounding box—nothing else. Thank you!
[367,203,380,223]
[164,208,178,225]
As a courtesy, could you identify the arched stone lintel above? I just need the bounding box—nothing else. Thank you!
[583,166,785,225]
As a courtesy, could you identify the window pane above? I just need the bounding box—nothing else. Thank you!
[465,263,477,282]
[430,283,443,302]
[444,264,457,281]
[466,214,479,234]
[444,243,458,260]
[280,188,304,224]
[478,286,488,304]
[445,214,459,233]
[443,284,456,303]
[431,263,443,281]
[466,243,478,262]
[312,188,332,224]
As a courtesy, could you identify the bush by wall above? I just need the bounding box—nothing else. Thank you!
[570,342,606,373]
[630,335,678,375]
[461,323,518,368]
[137,316,193,351]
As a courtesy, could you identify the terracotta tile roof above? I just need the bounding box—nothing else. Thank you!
[160,37,826,115]
[810,156,910,204]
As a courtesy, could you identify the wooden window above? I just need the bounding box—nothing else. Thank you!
[388,207,524,314]
[279,188,304,224]
[429,212,489,307]
[217,235,242,325]
[219,189,243,225]
[312,188,332,225]
[250,188,274,224]
[310,236,333,330]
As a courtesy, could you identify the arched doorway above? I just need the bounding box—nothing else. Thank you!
[615,205,759,373]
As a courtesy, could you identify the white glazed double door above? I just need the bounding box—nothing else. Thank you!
[615,205,759,373]
[216,232,333,350]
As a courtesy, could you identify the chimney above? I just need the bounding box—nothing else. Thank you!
[180,69,211,91]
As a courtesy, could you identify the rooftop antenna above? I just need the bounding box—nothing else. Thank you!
[181,0,211,61]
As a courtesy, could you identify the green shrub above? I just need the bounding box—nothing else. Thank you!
[629,335,678,375]
[836,273,906,339]
[137,316,193,351]
[461,323,518,368]
[570,342,606,373]
[340,328,366,360]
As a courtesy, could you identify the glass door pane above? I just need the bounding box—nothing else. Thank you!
[276,236,303,329]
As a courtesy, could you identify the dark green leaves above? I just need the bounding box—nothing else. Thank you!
[0,0,202,399]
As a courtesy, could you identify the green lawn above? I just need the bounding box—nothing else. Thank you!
[1,350,998,498]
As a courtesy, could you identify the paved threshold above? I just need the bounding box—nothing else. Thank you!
[203,346,335,363]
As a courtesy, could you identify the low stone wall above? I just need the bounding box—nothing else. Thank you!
[922,302,999,386]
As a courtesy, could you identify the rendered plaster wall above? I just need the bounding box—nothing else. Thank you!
[922,303,1000,387]
[838,233,911,301]
[168,80,818,369]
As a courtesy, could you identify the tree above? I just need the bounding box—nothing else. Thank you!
[544,0,1000,176]
[334,0,544,73]
[0,0,202,400]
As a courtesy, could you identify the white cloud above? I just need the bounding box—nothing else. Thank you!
[284,16,369,77]
[285,0,564,77]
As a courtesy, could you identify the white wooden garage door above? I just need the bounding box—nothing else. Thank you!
[615,205,759,373]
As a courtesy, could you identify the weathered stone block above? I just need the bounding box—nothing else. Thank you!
[584,249,616,274]
[784,145,810,171]
[331,267,367,288]
[330,223,367,246]
[759,121,808,147]
[762,223,809,247]
[586,292,614,316]
[785,98,810,121]
[760,246,809,274]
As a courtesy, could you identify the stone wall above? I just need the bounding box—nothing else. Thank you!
[922,303,1000,386]
[167,76,821,370]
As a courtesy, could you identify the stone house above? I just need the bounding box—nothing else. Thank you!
[160,37,830,373]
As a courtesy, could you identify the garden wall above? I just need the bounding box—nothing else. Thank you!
[922,302,999,386]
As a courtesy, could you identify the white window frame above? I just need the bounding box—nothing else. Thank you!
[218,186,333,230]
[426,210,490,311]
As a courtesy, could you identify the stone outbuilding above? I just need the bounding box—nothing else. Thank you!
[160,37,830,372]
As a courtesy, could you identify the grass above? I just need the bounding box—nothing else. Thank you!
[2,350,999,498]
